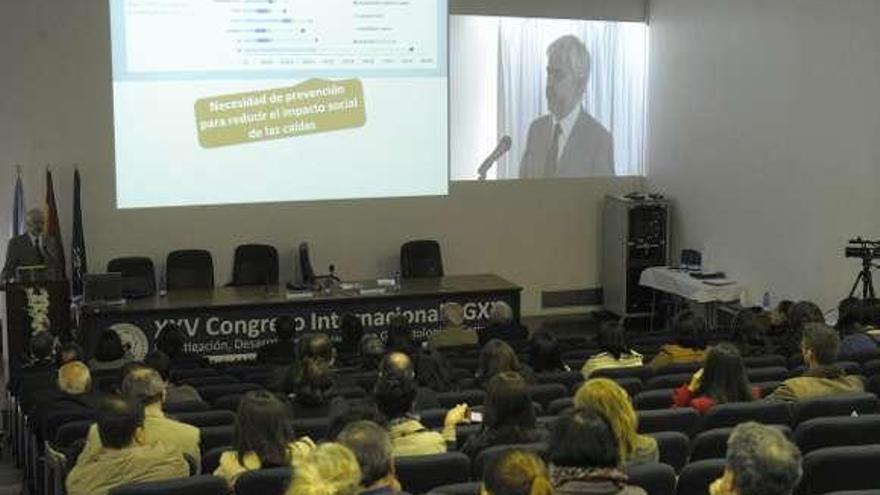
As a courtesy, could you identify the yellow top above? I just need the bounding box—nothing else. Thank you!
[213,437,317,486]
[581,351,644,379]
[66,443,189,495]
[78,405,201,469]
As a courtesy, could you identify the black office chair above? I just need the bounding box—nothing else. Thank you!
[108,475,228,495]
[637,408,700,437]
[172,410,236,428]
[166,249,214,290]
[199,425,234,453]
[649,431,690,472]
[676,459,726,495]
[231,244,279,286]
[395,452,471,494]
[797,445,880,495]
[526,384,568,408]
[196,383,261,403]
[627,463,676,495]
[107,256,156,298]
[400,240,444,278]
[794,415,880,453]
[633,389,676,410]
[793,393,880,425]
[700,400,792,431]
[644,373,692,391]
[164,400,210,414]
[235,466,293,495]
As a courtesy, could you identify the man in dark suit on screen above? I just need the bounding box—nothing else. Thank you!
[1,208,64,283]
[519,35,614,179]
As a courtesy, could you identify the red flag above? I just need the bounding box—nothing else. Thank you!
[45,168,66,275]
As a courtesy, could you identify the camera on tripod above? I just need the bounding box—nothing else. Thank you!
[845,237,880,300]
[845,238,880,260]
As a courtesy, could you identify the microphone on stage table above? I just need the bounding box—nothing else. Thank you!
[477,136,512,180]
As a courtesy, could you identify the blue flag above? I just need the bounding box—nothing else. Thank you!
[11,167,25,236]
[71,169,88,299]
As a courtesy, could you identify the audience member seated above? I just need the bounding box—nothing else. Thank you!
[447,371,545,459]
[648,311,708,370]
[529,331,571,372]
[338,314,366,367]
[89,329,134,372]
[380,350,441,410]
[328,400,388,441]
[78,367,201,467]
[374,352,466,456]
[299,332,337,366]
[836,297,879,358]
[359,334,386,371]
[57,342,85,366]
[479,301,529,346]
[256,314,298,365]
[66,397,189,495]
[779,300,824,358]
[768,323,865,401]
[581,322,643,379]
[156,323,208,367]
[283,356,344,418]
[483,449,553,495]
[386,315,419,357]
[11,330,57,400]
[337,420,404,495]
[731,309,773,357]
[287,443,362,495]
[36,361,102,439]
[477,339,536,388]
[673,343,759,414]
[215,390,316,487]
[548,407,647,495]
[709,422,802,495]
[143,350,203,404]
[414,348,457,394]
[428,302,478,350]
[574,379,658,466]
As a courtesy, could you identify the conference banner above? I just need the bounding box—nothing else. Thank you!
[83,292,519,361]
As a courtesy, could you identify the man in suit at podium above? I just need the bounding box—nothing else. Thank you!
[519,35,614,179]
[1,208,64,283]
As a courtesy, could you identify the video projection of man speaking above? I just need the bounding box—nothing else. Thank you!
[449,17,648,180]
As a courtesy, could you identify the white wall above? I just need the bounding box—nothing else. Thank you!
[648,0,880,310]
[0,0,642,316]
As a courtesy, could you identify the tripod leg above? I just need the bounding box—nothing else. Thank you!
[850,272,864,299]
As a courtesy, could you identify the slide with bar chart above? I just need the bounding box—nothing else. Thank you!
[109,0,448,208]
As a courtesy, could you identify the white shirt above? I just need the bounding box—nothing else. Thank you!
[553,105,581,161]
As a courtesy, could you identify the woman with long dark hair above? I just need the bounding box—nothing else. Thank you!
[548,407,646,495]
[477,339,535,388]
[215,390,316,486]
[673,342,758,414]
[448,372,545,459]
[283,356,341,418]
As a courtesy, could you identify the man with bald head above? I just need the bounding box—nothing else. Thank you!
[374,352,467,457]
[1,208,64,282]
[519,35,614,179]
[35,361,103,441]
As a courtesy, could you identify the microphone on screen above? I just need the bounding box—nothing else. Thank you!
[476,135,512,180]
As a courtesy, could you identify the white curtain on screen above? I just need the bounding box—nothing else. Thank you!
[496,19,648,178]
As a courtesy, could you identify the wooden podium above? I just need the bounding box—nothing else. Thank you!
[3,280,71,374]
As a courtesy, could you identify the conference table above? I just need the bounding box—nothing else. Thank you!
[79,274,521,361]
